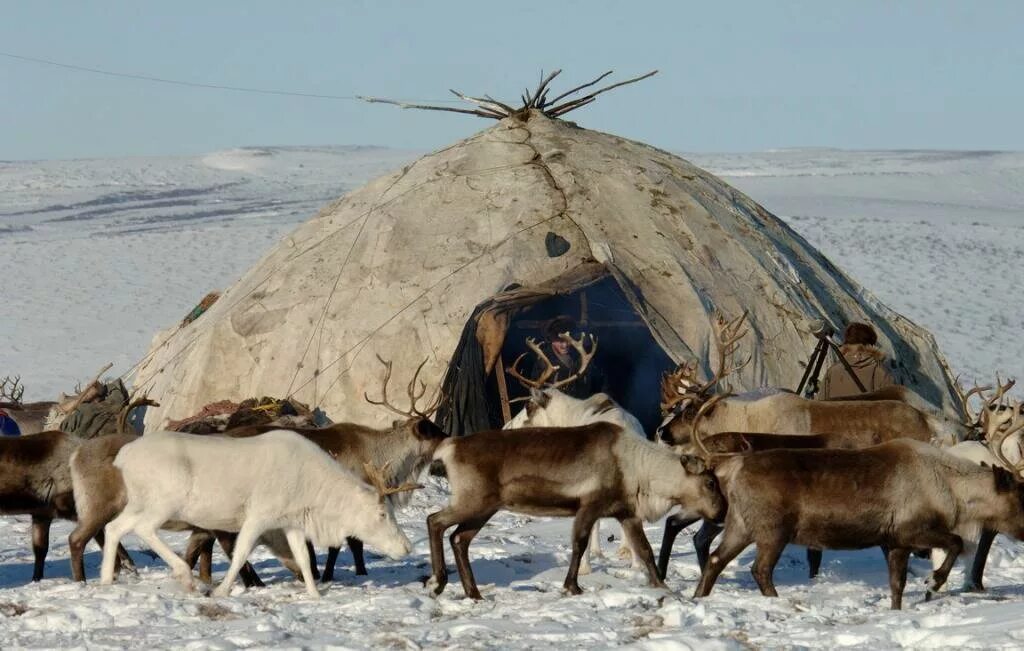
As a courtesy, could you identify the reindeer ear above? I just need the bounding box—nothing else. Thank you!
[681,455,707,475]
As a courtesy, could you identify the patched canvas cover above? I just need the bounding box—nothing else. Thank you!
[136,111,962,430]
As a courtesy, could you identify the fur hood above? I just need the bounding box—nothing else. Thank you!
[839,343,887,368]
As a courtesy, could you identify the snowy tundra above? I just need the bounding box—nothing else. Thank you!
[99,429,413,598]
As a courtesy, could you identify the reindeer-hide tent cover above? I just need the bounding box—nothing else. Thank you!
[136,110,962,432]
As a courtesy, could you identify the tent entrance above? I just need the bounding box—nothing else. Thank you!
[438,265,675,437]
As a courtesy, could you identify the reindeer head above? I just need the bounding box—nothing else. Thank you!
[657,312,749,445]
[956,376,1016,440]
[982,380,1024,476]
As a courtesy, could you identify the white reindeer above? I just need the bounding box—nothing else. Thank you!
[505,388,647,573]
[100,429,414,598]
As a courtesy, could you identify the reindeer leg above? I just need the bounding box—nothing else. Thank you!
[751,535,787,597]
[807,548,823,579]
[886,547,911,610]
[694,517,750,598]
[322,546,339,582]
[212,523,262,598]
[926,535,963,600]
[286,529,320,598]
[564,504,603,595]
[305,541,321,581]
[96,530,135,577]
[426,505,485,596]
[133,524,195,592]
[657,514,698,580]
[214,531,264,588]
[101,510,137,585]
[112,538,136,575]
[348,537,367,576]
[693,519,723,571]
[184,531,215,584]
[967,529,996,592]
[620,516,666,590]
[30,515,52,582]
[449,512,496,600]
[70,519,99,583]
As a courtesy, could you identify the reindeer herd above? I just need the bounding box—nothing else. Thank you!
[1,316,1023,613]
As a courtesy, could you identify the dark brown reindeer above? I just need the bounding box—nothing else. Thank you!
[690,407,1024,609]
[426,422,724,599]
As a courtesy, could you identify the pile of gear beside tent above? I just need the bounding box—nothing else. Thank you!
[165,396,325,434]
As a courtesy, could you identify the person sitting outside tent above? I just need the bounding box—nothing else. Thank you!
[528,315,607,400]
[819,322,897,399]
[0,407,21,436]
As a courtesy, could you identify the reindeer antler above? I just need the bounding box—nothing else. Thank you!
[953,376,994,430]
[506,334,598,390]
[698,311,751,395]
[0,375,25,404]
[660,361,701,415]
[362,462,423,500]
[507,338,560,389]
[691,392,732,461]
[985,399,1024,479]
[117,393,160,434]
[364,355,444,419]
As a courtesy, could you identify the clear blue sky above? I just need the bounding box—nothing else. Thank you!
[2,1,1021,160]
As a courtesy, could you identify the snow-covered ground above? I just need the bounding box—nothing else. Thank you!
[1,145,1023,648]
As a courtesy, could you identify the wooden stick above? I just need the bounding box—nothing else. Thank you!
[358,96,505,120]
[448,89,513,116]
[544,70,613,108]
[545,70,658,117]
[549,97,596,117]
[495,355,512,424]
[529,69,562,107]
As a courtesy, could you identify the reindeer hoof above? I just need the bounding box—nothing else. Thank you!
[564,584,584,596]
[424,575,446,596]
[211,583,234,598]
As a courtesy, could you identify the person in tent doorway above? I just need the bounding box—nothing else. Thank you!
[0,407,20,437]
[819,322,897,399]
[529,315,607,400]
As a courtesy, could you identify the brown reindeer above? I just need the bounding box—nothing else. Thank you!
[657,314,968,451]
[690,410,1024,609]
[655,314,970,578]
[0,376,58,436]
[426,423,724,599]
[0,427,135,582]
[656,393,933,579]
